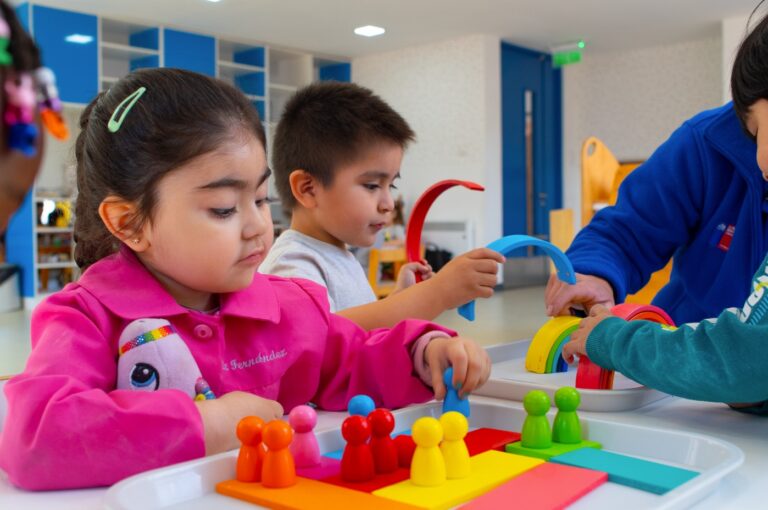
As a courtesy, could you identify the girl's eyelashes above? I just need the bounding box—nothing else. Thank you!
[210,207,236,219]
[390,183,399,191]
[363,183,380,191]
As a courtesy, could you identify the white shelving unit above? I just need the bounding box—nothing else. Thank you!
[99,18,161,92]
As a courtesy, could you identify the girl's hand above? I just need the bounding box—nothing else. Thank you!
[430,248,505,309]
[545,272,615,317]
[425,336,491,400]
[562,304,613,363]
[394,261,433,293]
[195,391,283,455]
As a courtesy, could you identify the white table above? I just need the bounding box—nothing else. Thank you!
[0,395,764,509]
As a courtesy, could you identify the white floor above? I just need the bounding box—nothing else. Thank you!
[0,286,549,378]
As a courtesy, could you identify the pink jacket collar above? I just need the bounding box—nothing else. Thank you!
[76,247,281,323]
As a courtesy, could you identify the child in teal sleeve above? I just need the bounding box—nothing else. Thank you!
[562,252,768,415]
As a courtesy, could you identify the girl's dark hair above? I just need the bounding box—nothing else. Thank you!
[732,0,768,131]
[0,1,41,72]
[74,68,266,269]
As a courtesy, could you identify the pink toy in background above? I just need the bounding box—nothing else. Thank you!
[289,405,321,468]
[116,318,215,400]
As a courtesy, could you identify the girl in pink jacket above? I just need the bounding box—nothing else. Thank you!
[0,68,490,490]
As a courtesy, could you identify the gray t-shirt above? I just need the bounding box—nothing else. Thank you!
[259,229,376,312]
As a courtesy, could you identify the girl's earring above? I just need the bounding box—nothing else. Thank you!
[132,238,140,244]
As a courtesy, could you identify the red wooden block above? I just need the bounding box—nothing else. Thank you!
[323,466,410,493]
[461,461,607,510]
[464,428,521,456]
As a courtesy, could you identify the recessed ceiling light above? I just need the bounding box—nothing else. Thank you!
[354,25,385,37]
[64,34,93,44]
[206,0,222,3]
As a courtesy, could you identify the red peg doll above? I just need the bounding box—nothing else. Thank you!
[340,415,375,482]
[368,408,398,474]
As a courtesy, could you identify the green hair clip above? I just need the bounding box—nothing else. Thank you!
[108,86,146,133]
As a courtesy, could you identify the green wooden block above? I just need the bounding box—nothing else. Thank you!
[504,440,601,461]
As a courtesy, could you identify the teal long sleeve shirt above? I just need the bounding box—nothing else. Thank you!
[586,253,768,414]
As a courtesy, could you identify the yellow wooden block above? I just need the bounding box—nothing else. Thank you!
[217,476,422,510]
[372,450,544,510]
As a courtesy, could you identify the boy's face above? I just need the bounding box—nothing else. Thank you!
[313,141,403,248]
[134,135,273,307]
[747,99,768,180]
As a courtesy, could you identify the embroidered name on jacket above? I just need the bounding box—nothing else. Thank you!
[222,348,288,371]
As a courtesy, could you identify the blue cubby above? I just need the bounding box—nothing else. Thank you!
[164,28,216,77]
[234,47,265,67]
[318,62,351,82]
[129,28,159,51]
[235,72,266,97]
[28,4,99,104]
[252,100,266,121]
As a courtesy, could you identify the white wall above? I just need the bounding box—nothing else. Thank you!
[352,34,502,249]
[562,36,723,229]
[722,15,750,103]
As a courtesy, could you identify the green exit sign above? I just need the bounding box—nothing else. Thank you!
[553,50,582,67]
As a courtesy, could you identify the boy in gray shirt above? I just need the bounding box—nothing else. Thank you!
[260,82,504,330]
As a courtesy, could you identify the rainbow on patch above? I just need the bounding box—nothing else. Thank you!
[119,325,175,356]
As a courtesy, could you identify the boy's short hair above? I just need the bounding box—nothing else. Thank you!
[732,2,768,134]
[272,81,415,212]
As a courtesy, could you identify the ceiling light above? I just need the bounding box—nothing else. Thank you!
[206,0,222,2]
[354,25,385,37]
[64,34,93,44]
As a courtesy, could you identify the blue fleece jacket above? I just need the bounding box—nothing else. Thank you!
[568,103,764,325]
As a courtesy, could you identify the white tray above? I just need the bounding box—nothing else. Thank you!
[104,401,743,510]
[475,340,669,412]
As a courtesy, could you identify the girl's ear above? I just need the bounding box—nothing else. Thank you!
[289,169,320,209]
[98,196,149,252]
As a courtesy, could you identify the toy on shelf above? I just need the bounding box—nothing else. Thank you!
[458,235,576,321]
[405,179,484,283]
[576,303,675,390]
[525,315,582,374]
[442,366,470,417]
[506,388,601,461]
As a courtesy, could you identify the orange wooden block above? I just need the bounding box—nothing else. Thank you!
[216,476,422,510]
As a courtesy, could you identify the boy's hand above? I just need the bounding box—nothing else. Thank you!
[545,273,615,317]
[431,248,505,309]
[394,261,433,293]
[424,336,491,400]
[562,304,613,363]
[195,391,283,455]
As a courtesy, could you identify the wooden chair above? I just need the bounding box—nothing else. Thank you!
[581,137,620,227]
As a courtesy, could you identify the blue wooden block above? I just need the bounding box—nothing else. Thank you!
[550,447,699,495]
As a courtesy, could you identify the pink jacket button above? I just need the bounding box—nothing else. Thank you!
[193,324,213,339]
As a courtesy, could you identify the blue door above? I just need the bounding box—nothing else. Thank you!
[501,43,562,253]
